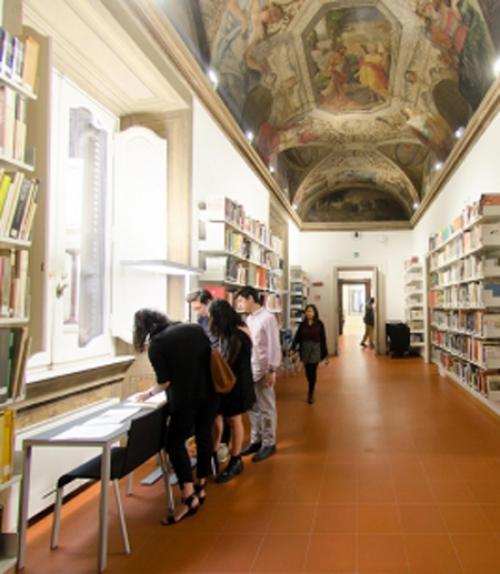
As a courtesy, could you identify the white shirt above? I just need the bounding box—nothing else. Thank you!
[245,306,281,381]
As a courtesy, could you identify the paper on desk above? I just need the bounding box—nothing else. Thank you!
[51,423,124,441]
[81,407,141,425]
[126,392,166,406]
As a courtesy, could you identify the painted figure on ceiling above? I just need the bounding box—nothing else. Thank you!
[358,42,389,99]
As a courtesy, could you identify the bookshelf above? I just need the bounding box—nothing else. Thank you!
[0,19,40,572]
[198,197,284,315]
[404,257,425,353]
[290,266,309,328]
[428,194,500,416]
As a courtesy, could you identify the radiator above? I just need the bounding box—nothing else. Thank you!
[3,398,120,530]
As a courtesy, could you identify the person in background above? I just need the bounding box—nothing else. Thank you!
[133,308,219,525]
[236,287,281,462]
[292,304,328,404]
[209,299,255,483]
[361,297,375,349]
[186,289,214,337]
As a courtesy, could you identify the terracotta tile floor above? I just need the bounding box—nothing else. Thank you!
[23,335,500,573]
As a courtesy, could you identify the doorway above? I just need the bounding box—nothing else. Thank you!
[338,280,371,336]
[332,267,381,355]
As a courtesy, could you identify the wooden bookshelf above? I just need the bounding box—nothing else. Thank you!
[0,11,41,570]
[198,197,284,315]
[428,194,500,414]
[404,258,425,352]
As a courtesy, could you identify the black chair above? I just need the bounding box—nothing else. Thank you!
[50,406,172,554]
[386,321,411,357]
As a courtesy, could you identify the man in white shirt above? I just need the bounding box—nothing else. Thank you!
[236,287,281,462]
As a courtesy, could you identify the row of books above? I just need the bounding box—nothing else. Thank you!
[432,331,500,368]
[431,310,500,338]
[0,171,39,240]
[203,255,283,291]
[407,319,424,331]
[0,327,29,404]
[430,254,500,287]
[0,409,14,482]
[429,282,500,309]
[430,229,500,271]
[0,84,29,161]
[0,249,29,318]
[204,196,283,257]
[0,28,39,92]
[428,194,500,252]
[432,347,500,400]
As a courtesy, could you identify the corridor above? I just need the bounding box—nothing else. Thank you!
[24,336,500,573]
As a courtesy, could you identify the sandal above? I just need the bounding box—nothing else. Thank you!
[194,480,207,505]
[161,493,199,525]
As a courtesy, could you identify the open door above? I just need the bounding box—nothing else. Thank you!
[332,266,339,355]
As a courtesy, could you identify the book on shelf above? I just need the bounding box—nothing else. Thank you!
[0,409,15,483]
[0,28,39,92]
[0,327,28,403]
[0,172,38,240]
[0,249,29,318]
[0,84,28,161]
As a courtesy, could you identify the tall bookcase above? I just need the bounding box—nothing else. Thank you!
[428,194,500,416]
[404,257,425,353]
[198,196,284,318]
[290,266,309,329]
[0,17,40,572]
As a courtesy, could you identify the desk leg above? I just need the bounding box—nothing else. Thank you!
[98,444,111,573]
[17,444,32,571]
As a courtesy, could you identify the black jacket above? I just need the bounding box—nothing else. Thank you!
[148,323,215,412]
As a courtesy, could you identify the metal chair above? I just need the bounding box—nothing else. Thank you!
[50,406,172,554]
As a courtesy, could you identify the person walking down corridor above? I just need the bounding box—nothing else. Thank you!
[292,304,328,404]
[361,297,375,349]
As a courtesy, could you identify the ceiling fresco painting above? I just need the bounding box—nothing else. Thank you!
[158,0,499,225]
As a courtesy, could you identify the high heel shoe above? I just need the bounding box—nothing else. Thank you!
[161,493,199,526]
[194,481,207,505]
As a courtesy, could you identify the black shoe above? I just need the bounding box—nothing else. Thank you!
[241,441,262,456]
[252,445,276,463]
[307,393,314,404]
[360,342,367,348]
[215,457,244,483]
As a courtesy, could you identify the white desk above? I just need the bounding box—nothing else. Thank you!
[17,402,157,573]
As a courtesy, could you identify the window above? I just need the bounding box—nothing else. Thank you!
[28,72,117,371]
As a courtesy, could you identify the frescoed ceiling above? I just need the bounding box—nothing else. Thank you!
[155,0,499,225]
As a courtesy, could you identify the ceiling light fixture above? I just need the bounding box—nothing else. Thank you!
[245,130,254,143]
[434,161,443,171]
[413,201,419,209]
[292,203,298,211]
[454,126,465,139]
[269,165,275,173]
[207,68,218,87]
[494,57,500,77]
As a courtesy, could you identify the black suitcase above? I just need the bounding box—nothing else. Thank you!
[386,322,410,357]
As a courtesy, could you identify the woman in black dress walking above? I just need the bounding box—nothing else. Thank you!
[292,304,328,404]
[209,299,255,483]
[133,309,219,524]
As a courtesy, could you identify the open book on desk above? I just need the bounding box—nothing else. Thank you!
[125,391,167,408]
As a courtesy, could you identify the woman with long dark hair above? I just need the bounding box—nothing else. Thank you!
[209,299,255,483]
[292,304,328,404]
[133,308,219,525]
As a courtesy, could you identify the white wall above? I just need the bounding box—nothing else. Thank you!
[288,221,414,350]
[192,98,270,222]
[413,109,500,256]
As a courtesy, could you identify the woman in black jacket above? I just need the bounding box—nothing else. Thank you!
[292,304,328,404]
[209,299,255,483]
[133,309,219,525]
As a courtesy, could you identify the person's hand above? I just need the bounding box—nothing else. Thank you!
[265,372,276,387]
[136,390,152,402]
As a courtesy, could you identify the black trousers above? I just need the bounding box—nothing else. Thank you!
[305,363,319,395]
[166,395,219,487]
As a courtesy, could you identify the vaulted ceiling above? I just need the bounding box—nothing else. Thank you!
[155,0,498,225]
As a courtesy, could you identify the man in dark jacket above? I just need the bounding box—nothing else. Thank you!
[360,297,375,349]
